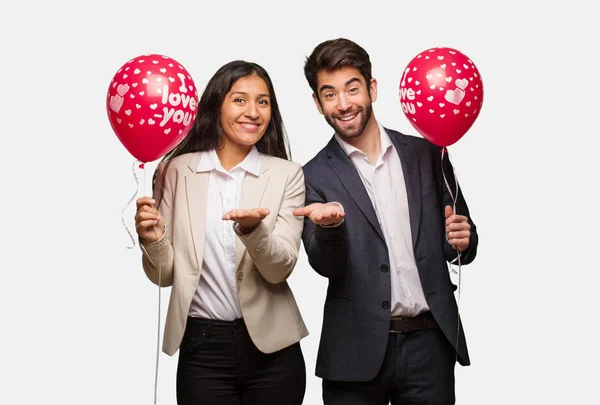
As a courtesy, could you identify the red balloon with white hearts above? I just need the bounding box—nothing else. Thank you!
[106,54,199,163]
[399,47,483,147]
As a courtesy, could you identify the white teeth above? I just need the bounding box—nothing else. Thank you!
[338,114,357,121]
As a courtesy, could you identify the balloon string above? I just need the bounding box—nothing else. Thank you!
[441,147,462,364]
[154,246,162,404]
[151,166,161,405]
[121,160,145,249]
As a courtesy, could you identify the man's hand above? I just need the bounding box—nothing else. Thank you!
[293,203,345,226]
[445,205,470,251]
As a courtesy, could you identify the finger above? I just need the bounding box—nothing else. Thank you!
[447,230,470,240]
[293,207,309,217]
[136,197,156,211]
[138,219,159,229]
[334,211,345,220]
[450,239,469,251]
[447,214,468,224]
[446,222,471,232]
[222,209,237,220]
[444,205,453,220]
[136,211,159,223]
[258,208,270,217]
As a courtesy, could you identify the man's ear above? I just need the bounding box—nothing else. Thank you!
[312,93,324,115]
[370,78,378,103]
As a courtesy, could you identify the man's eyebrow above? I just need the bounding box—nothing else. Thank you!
[319,77,362,93]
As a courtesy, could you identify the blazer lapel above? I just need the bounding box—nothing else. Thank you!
[325,138,385,242]
[185,153,208,275]
[235,157,270,271]
[387,129,421,250]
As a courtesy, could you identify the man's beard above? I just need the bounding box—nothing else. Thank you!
[325,103,373,140]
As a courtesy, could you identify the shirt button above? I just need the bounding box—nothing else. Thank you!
[237,271,243,281]
[380,264,389,273]
[382,300,390,309]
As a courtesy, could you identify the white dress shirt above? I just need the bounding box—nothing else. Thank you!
[335,123,429,317]
[188,146,261,320]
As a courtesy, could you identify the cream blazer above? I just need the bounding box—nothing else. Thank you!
[140,151,308,356]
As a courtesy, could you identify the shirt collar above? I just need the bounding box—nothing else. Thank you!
[195,145,261,176]
[335,121,394,158]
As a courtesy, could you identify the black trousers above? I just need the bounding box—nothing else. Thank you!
[176,317,306,405]
[322,328,456,405]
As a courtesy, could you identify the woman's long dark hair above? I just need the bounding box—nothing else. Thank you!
[153,60,291,206]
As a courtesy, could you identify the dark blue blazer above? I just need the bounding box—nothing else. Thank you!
[300,128,478,382]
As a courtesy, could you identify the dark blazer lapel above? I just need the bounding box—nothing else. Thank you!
[387,128,421,250]
[325,137,385,242]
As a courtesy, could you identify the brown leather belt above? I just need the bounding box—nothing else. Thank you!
[390,312,438,333]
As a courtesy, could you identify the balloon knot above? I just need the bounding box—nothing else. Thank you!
[139,163,145,169]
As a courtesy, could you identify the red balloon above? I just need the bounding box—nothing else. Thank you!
[106,54,199,162]
[399,47,483,147]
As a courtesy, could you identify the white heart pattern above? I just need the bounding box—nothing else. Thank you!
[134,69,141,74]
[455,79,468,90]
[444,89,465,105]
[164,128,171,134]
[148,119,155,125]
[109,95,124,113]
[116,84,130,97]
[160,68,166,73]
[427,96,434,101]
[124,109,131,116]
[149,104,158,110]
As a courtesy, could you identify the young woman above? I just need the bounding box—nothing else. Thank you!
[134,60,307,405]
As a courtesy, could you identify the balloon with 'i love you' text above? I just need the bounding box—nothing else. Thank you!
[107,54,199,163]
[399,47,483,147]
